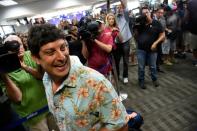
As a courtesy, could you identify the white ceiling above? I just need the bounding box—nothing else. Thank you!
[0,0,129,23]
[12,0,41,4]
[11,0,40,4]
[0,0,42,8]
[0,0,107,9]
[0,0,105,21]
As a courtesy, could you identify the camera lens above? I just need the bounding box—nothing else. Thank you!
[4,40,20,53]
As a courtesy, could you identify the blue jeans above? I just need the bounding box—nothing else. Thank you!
[137,49,157,83]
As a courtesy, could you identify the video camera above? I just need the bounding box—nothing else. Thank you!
[131,7,147,26]
[134,14,147,26]
[0,41,21,73]
[78,17,100,41]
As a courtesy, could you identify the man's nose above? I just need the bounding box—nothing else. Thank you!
[56,50,66,60]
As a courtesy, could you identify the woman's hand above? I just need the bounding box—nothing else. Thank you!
[112,27,119,32]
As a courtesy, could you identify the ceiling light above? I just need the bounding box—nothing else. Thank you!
[0,0,18,6]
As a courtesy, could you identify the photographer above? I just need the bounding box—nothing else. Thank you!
[66,25,86,64]
[134,7,165,89]
[82,20,113,77]
[0,35,50,131]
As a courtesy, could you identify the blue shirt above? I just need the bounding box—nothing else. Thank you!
[43,56,128,131]
[116,8,132,43]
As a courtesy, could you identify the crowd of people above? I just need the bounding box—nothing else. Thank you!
[0,0,196,130]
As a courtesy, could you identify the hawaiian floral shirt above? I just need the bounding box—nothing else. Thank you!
[43,56,128,131]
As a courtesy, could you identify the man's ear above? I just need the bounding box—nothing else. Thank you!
[31,54,41,65]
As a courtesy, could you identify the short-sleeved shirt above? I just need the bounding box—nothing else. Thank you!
[154,16,166,30]
[43,56,128,131]
[88,28,113,74]
[0,51,48,126]
[136,20,163,52]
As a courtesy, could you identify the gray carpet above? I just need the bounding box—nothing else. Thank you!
[118,53,197,131]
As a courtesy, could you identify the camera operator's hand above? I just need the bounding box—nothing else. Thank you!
[20,60,26,69]
[20,60,43,80]
[0,74,22,103]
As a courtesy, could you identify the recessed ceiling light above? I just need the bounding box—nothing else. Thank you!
[0,0,18,6]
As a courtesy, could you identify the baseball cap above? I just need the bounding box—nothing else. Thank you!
[4,35,23,45]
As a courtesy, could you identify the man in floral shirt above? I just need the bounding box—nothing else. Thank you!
[27,24,129,131]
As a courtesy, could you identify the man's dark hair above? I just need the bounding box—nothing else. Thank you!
[156,7,164,12]
[27,24,66,57]
[140,6,150,14]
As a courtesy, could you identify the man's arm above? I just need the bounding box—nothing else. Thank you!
[151,31,165,51]
[120,0,127,9]
[0,74,22,103]
[21,61,43,80]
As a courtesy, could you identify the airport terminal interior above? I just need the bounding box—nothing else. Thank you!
[0,0,197,131]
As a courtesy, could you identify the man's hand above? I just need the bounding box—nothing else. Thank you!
[20,59,43,79]
[151,42,157,51]
[151,32,165,51]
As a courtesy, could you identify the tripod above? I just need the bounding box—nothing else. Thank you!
[110,54,128,101]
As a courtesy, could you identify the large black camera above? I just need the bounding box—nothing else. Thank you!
[78,18,100,41]
[0,41,21,73]
[134,14,147,26]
